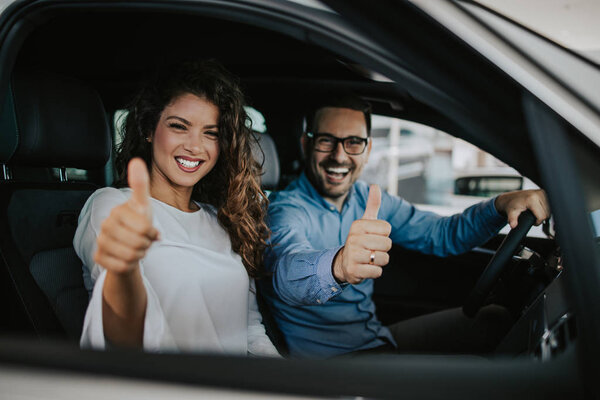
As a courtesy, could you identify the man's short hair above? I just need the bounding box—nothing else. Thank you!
[307,94,372,136]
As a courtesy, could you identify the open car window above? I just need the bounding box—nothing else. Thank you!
[362,115,544,237]
[0,0,598,398]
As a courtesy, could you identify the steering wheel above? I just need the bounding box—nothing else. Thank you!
[462,210,536,318]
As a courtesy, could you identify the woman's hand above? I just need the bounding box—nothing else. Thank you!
[94,158,159,274]
[97,158,159,347]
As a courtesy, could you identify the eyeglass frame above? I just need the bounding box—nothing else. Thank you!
[305,132,369,155]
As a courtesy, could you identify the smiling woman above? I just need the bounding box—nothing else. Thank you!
[73,60,279,355]
[148,93,220,202]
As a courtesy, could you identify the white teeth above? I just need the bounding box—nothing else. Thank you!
[326,167,349,174]
[176,157,200,168]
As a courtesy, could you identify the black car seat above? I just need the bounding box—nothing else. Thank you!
[0,70,111,341]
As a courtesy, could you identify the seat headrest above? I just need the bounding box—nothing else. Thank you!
[252,132,280,190]
[0,71,111,169]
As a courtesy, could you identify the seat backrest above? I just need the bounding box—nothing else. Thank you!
[249,132,289,354]
[0,70,111,340]
[251,132,280,191]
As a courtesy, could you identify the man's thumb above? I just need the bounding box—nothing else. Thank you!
[362,184,381,220]
[128,158,151,215]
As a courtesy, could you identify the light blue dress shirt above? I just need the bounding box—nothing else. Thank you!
[260,173,507,358]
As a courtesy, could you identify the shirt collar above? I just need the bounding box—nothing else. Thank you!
[299,171,357,213]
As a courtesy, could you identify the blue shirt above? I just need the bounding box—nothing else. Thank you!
[260,173,507,358]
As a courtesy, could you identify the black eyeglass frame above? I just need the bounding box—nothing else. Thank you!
[306,132,369,155]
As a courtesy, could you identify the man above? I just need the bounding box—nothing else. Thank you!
[260,95,550,358]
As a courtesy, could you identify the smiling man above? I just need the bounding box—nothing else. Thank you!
[303,106,370,207]
[260,95,550,358]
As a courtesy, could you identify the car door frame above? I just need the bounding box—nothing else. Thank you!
[319,0,600,395]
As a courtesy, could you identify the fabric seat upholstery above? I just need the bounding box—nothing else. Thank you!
[0,70,110,340]
[251,131,280,191]
[250,131,289,355]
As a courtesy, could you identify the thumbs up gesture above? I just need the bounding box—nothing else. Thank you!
[94,158,160,275]
[332,185,392,284]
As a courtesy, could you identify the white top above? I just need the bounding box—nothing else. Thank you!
[74,187,279,356]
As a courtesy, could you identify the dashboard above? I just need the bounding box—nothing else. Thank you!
[496,247,573,360]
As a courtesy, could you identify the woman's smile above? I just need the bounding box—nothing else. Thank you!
[175,156,204,172]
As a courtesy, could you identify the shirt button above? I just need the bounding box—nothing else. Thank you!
[330,206,335,211]
[316,299,321,304]
[331,287,338,292]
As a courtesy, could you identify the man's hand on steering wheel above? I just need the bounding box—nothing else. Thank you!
[463,189,551,318]
[494,189,550,228]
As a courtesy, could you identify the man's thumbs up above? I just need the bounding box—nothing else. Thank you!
[331,184,392,285]
[362,184,381,220]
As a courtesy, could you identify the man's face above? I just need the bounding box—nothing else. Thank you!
[304,107,371,204]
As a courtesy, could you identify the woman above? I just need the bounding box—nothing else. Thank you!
[74,60,279,356]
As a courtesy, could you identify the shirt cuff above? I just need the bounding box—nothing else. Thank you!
[485,196,508,228]
[314,246,344,304]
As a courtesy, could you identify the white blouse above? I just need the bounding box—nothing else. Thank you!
[74,187,279,356]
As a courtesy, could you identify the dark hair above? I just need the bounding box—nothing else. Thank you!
[114,60,268,278]
[306,94,372,135]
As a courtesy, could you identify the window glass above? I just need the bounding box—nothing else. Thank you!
[362,115,541,235]
[245,106,267,133]
[51,167,88,181]
[113,109,128,148]
[570,132,600,244]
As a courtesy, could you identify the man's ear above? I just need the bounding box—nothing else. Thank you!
[365,136,372,162]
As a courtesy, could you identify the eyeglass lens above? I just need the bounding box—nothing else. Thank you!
[314,135,366,155]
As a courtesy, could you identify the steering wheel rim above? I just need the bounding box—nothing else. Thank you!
[462,210,537,318]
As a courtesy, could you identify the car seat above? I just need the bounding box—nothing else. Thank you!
[251,131,280,192]
[250,131,289,355]
[0,70,111,341]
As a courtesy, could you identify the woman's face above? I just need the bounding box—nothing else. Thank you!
[149,93,220,192]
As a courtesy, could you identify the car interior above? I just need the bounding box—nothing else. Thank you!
[0,0,597,398]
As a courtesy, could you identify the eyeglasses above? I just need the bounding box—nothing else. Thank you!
[306,132,369,155]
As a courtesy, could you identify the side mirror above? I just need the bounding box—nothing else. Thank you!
[454,176,523,198]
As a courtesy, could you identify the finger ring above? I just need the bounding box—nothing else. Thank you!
[369,251,375,265]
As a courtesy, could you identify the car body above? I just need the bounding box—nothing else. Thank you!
[0,0,599,399]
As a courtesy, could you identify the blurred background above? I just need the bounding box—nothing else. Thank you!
[362,115,537,209]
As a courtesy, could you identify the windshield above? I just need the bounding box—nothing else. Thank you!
[476,0,600,65]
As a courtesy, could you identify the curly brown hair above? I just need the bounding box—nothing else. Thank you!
[114,60,268,277]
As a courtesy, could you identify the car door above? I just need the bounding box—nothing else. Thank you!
[318,0,600,395]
